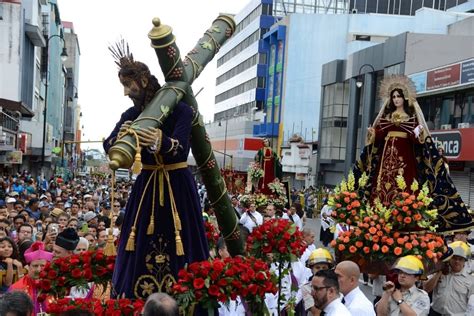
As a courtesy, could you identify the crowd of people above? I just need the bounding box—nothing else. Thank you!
[0,165,471,316]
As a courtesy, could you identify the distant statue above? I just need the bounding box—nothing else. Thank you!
[254,138,282,194]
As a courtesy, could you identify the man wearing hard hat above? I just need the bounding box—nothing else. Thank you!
[301,248,334,315]
[423,241,474,316]
[376,255,430,316]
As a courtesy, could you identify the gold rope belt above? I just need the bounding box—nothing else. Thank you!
[386,131,408,139]
[125,161,188,256]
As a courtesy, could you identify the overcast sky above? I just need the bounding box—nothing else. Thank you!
[58,0,248,150]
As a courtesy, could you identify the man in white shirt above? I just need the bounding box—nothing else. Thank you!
[238,202,262,233]
[311,269,351,316]
[282,205,303,231]
[335,261,375,316]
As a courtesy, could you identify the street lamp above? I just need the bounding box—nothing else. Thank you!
[218,118,229,169]
[356,63,375,88]
[41,34,68,171]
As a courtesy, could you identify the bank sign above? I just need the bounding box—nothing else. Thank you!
[431,129,474,161]
[409,58,474,94]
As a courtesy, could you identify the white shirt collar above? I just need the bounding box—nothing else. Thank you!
[324,297,343,314]
[344,286,361,306]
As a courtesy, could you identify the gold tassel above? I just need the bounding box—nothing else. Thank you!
[132,151,142,175]
[147,215,155,235]
[126,227,136,251]
[175,232,184,256]
[104,231,117,256]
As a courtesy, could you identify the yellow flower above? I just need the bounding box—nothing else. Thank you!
[410,179,419,192]
[347,171,355,191]
[358,172,369,188]
[396,175,407,190]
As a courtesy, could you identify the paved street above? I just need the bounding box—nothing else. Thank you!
[304,217,376,302]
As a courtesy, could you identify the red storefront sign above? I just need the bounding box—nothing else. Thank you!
[426,64,460,91]
[431,128,474,161]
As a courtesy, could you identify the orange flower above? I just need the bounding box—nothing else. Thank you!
[402,206,409,212]
[428,242,436,250]
[343,237,350,243]
[394,247,402,256]
[378,218,385,224]
[413,214,422,221]
[381,236,387,243]
[350,192,357,199]
[393,232,400,238]
[426,249,434,258]
[338,244,345,251]
[330,240,337,247]
[354,229,362,237]
[397,238,405,245]
[404,217,412,224]
[395,200,401,207]
[411,239,419,247]
[405,243,413,250]
[373,236,380,243]
[336,203,342,208]
[369,227,377,235]
[351,200,360,208]
[412,203,418,209]
[346,219,352,225]
[409,195,416,201]
[363,247,370,254]
[372,244,380,251]
[401,192,409,198]
[347,205,353,210]
[420,242,427,248]
[355,241,363,248]
[397,215,403,222]
[351,209,357,216]
[377,230,384,237]
[386,238,394,246]
[404,199,412,205]
[344,197,351,203]
[392,209,399,216]
[349,246,357,253]
[343,191,350,196]
[381,245,389,253]
[364,217,370,223]
[339,213,346,219]
[373,215,379,221]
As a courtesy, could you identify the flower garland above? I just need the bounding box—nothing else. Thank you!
[37,249,115,300]
[46,298,145,315]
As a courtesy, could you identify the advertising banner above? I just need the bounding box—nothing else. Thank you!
[427,64,460,91]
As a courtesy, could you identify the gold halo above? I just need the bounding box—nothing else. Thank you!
[379,75,417,106]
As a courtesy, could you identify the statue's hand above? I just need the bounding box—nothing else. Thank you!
[135,126,160,148]
[117,121,133,139]
[414,124,424,139]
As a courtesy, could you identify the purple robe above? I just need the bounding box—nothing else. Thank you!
[104,102,209,299]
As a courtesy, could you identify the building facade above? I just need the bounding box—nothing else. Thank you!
[318,14,474,206]
[0,0,79,177]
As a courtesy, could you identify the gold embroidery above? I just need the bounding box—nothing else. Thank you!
[133,237,177,298]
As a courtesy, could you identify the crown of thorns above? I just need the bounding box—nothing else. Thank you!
[108,39,150,78]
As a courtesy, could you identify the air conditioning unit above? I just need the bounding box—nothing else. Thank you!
[458,122,470,129]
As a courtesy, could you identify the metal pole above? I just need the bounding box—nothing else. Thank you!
[41,72,49,170]
[223,116,228,168]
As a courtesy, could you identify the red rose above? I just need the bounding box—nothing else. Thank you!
[213,260,225,273]
[217,279,228,287]
[95,251,104,261]
[47,269,58,279]
[69,257,80,265]
[71,268,82,279]
[208,285,220,297]
[193,278,205,290]
[41,279,51,291]
[84,269,93,280]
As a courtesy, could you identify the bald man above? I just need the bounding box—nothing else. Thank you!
[335,260,375,316]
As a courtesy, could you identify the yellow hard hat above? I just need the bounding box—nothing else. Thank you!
[308,248,333,266]
[449,241,471,259]
[393,255,424,275]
